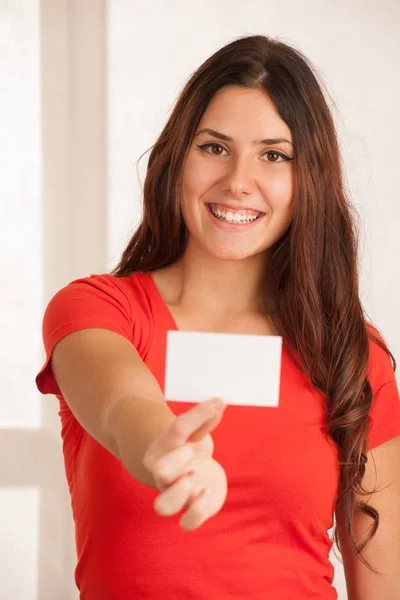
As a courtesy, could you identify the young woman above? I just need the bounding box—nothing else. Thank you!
[36,35,400,599]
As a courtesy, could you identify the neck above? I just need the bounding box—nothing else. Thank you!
[168,238,271,316]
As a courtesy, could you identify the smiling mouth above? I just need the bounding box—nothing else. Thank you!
[207,203,263,224]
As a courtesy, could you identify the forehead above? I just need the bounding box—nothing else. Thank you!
[197,86,292,141]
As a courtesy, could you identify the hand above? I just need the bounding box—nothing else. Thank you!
[143,397,228,531]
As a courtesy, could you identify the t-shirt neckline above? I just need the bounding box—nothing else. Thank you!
[141,270,290,364]
[143,271,180,332]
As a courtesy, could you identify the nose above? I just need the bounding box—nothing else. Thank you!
[222,155,255,198]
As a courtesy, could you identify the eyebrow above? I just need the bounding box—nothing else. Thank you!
[194,128,293,146]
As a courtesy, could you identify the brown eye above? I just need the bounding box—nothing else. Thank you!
[266,151,281,162]
[262,151,291,163]
[209,144,223,155]
[197,143,227,156]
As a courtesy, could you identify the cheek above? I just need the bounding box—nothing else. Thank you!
[181,153,219,198]
[180,160,205,224]
[270,171,293,198]
[260,170,293,211]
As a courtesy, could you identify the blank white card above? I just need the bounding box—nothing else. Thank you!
[164,330,282,407]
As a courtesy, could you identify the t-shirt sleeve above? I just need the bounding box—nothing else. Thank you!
[35,274,134,396]
[366,324,400,451]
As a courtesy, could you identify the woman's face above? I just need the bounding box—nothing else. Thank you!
[180,85,295,262]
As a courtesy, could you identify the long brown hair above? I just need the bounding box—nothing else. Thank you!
[111,35,396,574]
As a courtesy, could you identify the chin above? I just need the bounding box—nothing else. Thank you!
[206,245,259,262]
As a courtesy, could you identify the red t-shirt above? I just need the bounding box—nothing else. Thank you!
[35,272,400,599]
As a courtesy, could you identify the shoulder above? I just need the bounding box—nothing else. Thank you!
[365,321,396,393]
[41,271,160,349]
[46,271,155,317]
[36,271,158,394]
[363,322,400,450]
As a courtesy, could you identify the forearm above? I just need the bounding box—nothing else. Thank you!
[105,396,177,489]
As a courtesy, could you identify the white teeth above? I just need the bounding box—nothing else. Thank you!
[210,205,259,224]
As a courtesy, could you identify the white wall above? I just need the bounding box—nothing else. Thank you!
[0,0,42,429]
[0,1,106,598]
[0,3,41,599]
[1,0,398,597]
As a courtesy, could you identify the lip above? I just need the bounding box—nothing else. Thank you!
[205,203,265,231]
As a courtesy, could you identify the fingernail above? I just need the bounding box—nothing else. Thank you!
[211,397,225,411]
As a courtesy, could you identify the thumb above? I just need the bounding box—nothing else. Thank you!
[188,397,226,443]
